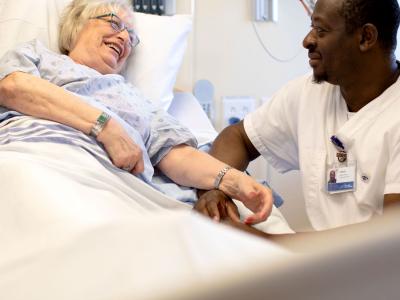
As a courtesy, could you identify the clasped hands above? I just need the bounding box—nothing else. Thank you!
[94,119,273,224]
[195,171,274,225]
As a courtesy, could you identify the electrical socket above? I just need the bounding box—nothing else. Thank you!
[222,96,257,127]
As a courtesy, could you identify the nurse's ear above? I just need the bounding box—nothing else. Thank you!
[358,23,378,52]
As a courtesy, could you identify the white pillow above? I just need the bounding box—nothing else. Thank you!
[0,0,192,110]
[124,12,192,110]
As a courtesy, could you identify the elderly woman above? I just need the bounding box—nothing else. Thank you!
[0,0,272,224]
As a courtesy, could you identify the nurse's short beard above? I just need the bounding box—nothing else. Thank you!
[313,72,328,84]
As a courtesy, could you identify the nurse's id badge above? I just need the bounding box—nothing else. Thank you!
[326,161,356,194]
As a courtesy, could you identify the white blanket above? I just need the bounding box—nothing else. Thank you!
[0,139,290,299]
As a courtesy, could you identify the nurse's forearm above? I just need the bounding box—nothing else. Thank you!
[384,193,400,208]
[0,71,100,134]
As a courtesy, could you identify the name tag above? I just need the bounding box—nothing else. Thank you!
[327,161,356,194]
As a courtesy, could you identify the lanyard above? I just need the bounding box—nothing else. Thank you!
[330,135,347,163]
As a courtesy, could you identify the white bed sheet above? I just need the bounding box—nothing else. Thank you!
[0,141,290,300]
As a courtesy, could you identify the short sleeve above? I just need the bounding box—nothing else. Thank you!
[0,40,43,119]
[146,109,197,166]
[0,40,41,81]
[244,77,305,173]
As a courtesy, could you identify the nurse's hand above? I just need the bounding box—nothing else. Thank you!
[194,190,240,222]
[96,118,144,174]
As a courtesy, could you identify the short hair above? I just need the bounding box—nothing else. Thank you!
[59,0,134,54]
[340,0,400,51]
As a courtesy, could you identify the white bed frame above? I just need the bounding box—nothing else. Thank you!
[2,1,399,299]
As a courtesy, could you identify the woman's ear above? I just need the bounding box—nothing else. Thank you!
[359,23,378,52]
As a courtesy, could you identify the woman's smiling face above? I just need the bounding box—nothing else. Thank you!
[68,9,135,74]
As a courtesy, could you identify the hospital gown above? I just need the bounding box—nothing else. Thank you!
[0,39,198,202]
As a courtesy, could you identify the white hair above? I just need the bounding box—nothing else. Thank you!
[59,0,134,54]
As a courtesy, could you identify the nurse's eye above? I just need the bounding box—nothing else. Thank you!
[311,25,327,37]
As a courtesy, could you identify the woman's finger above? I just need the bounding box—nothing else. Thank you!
[131,156,144,174]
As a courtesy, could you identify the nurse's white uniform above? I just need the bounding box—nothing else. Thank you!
[245,74,400,230]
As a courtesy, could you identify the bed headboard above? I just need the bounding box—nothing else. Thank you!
[132,0,175,16]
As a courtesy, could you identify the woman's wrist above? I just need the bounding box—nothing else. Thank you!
[90,111,111,138]
[217,167,242,197]
[95,116,116,143]
[214,165,232,189]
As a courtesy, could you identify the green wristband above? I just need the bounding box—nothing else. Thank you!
[90,112,111,137]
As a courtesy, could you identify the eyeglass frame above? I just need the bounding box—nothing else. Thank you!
[89,12,140,48]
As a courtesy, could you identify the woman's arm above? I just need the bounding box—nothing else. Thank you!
[0,71,144,173]
[157,144,273,224]
[194,121,261,222]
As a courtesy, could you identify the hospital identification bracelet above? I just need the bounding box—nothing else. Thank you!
[214,165,232,190]
[90,111,111,138]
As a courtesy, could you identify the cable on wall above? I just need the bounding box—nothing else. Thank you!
[299,0,316,16]
[251,21,303,63]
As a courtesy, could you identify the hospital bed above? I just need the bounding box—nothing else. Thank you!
[0,0,292,227]
[1,0,399,299]
[0,0,292,299]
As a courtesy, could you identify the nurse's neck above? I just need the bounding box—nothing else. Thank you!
[340,59,400,113]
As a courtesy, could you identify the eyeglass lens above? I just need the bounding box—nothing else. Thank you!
[94,13,139,47]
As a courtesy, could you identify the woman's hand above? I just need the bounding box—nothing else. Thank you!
[157,145,272,224]
[97,118,144,174]
[219,169,273,225]
[0,72,143,175]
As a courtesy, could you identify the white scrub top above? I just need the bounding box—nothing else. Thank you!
[245,74,400,230]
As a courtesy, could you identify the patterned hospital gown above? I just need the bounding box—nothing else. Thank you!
[0,39,198,200]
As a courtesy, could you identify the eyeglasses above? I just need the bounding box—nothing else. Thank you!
[90,13,140,48]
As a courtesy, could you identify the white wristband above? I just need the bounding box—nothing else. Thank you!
[214,166,232,190]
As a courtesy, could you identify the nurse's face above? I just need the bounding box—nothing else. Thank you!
[302,0,359,84]
[69,9,137,74]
